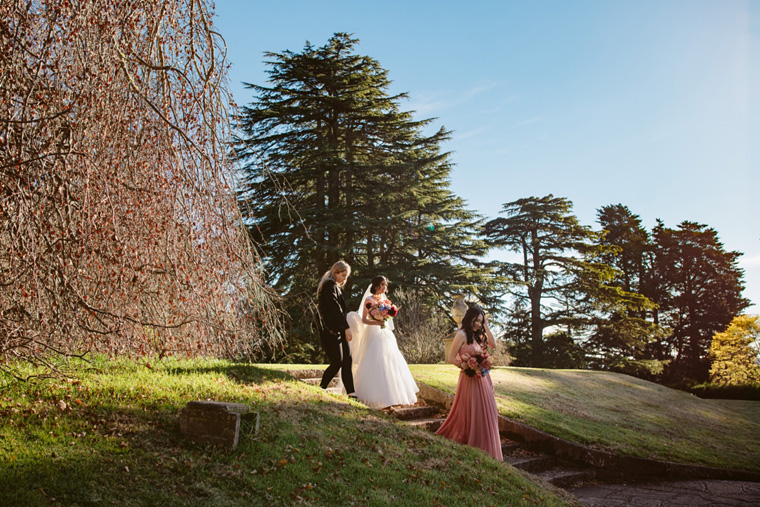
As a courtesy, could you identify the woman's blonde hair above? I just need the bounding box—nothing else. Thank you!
[317,260,351,295]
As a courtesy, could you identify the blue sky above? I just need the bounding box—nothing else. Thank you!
[214,0,759,313]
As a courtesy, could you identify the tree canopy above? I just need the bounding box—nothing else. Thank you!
[482,195,647,366]
[1,0,283,375]
[587,204,661,367]
[234,33,495,358]
[709,315,760,386]
[650,221,749,380]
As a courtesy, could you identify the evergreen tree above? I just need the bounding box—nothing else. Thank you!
[482,195,640,366]
[588,204,661,367]
[709,315,760,386]
[651,221,749,381]
[234,34,494,358]
[596,205,651,296]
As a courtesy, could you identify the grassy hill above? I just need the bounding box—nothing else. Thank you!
[410,365,760,472]
[0,359,572,506]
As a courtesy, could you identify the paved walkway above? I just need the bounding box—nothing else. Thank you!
[572,480,760,506]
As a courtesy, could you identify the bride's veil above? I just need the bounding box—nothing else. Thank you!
[346,284,372,366]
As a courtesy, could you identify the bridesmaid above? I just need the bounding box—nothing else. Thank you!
[435,306,502,460]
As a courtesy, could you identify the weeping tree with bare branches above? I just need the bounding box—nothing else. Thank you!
[0,0,284,377]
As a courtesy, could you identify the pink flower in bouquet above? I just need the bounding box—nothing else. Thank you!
[462,352,492,378]
[366,299,399,328]
[480,352,492,371]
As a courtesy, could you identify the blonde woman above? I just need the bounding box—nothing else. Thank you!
[317,260,356,398]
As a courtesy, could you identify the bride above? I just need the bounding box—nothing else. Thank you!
[346,276,418,409]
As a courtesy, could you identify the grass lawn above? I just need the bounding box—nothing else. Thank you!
[409,364,760,472]
[0,358,572,506]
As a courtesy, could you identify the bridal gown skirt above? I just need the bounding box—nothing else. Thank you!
[353,325,418,409]
[435,370,503,460]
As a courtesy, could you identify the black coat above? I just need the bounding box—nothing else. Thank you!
[317,279,350,336]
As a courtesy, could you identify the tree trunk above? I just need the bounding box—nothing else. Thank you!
[530,228,543,365]
[315,167,327,275]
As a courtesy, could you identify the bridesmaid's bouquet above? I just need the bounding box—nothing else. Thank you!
[460,352,492,378]
[366,299,399,328]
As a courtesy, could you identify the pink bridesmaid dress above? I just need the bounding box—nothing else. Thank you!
[435,341,503,460]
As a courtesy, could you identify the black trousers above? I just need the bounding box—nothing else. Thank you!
[319,330,354,394]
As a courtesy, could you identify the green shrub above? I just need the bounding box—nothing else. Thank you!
[685,382,760,400]
[709,315,760,386]
[611,359,668,382]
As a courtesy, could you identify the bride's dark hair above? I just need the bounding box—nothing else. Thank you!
[461,306,486,345]
[370,275,388,295]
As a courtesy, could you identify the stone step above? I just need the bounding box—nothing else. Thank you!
[501,441,521,455]
[505,455,556,473]
[406,417,446,432]
[390,405,440,420]
[536,468,596,489]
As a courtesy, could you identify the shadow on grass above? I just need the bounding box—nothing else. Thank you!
[155,360,297,385]
[0,391,367,506]
[1,358,580,506]
[3,389,513,506]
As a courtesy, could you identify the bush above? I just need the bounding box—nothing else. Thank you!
[508,331,585,369]
[685,382,760,401]
[709,315,760,386]
[488,340,513,367]
[391,288,449,364]
[610,359,669,382]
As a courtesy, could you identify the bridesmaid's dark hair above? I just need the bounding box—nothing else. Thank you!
[461,306,486,345]
[370,275,388,295]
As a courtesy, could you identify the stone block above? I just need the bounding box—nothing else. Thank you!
[179,400,250,450]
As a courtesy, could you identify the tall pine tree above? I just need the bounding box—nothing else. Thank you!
[650,220,749,381]
[588,204,660,368]
[482,195,642,366]
[234,34,493,358]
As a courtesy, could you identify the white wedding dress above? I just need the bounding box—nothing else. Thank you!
[346,288,418,409]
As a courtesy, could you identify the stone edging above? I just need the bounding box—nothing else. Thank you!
[417,382,760,483]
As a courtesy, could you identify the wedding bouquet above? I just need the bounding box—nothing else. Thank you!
[460,351,492,378]
[365,299,399,328]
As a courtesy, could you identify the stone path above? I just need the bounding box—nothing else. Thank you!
[572,480,760,506]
